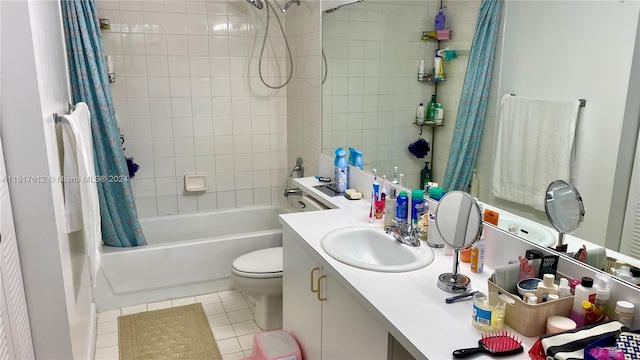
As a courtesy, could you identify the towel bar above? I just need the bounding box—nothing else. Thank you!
[509,94,586,108]
[53,103,76,124]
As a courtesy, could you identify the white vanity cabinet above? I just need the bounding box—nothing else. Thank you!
[282,230,388,360]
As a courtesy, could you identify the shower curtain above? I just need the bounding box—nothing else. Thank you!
[442,0,503,192]
[61,0,146,247]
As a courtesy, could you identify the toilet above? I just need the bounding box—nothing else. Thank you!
[231,247,283,330]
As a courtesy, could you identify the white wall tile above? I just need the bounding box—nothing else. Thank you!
[100,0,288,214]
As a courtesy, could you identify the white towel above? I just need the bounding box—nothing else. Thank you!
[492,95,580,211]
[60,102,101,286]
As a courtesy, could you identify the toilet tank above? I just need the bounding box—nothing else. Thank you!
[297,195,329,212]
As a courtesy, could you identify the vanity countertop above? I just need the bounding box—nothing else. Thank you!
[281,177,536,360]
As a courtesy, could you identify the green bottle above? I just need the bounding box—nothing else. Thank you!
[420,162,432,189]
[426,95,438,122]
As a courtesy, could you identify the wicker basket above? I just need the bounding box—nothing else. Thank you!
[488,280,574,337]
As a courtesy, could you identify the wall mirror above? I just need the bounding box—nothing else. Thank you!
[320,0,640,285]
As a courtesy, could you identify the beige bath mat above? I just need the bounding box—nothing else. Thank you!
[118,303,221,360]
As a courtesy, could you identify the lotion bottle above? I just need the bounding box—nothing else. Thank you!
[418,60,426,80]
[571,277,595,327]
[384,188,397,226]
[417,103,425,123]
[536,274,559,302]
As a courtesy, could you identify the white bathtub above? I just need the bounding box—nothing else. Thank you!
[94,205,292,311]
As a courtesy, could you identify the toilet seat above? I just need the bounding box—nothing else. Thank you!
[232,247,283,279]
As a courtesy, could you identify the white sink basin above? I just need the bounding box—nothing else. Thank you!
[497,214,557,247]
[320,227,434,272]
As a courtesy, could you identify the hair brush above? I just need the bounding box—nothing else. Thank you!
[453,331,523,358]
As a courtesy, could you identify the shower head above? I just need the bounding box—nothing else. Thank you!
[246,0,264,10]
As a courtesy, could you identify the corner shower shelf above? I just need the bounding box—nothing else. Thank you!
[422,30,452,41]
[414,120,445,127]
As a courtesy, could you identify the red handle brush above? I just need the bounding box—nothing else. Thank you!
[453,331,523,358]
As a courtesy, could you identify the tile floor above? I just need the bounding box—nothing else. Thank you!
[95,290,263,360]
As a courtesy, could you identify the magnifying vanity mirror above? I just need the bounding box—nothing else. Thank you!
[435,191,482,293]
[545,180,585,252]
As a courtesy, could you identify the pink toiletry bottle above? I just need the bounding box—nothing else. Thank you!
[570,277,596,327]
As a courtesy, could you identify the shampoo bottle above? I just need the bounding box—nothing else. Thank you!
[571,277,596,327]
[426,95,438,122]
[420,162,432,190]
[418,60,426,80]
[417,103,425,124]
[396,191,409,223]
[434,6,446,30]
[334,148,347,193]
[433,56,442,80]
[594,274,611,318]
[411,190,424,226]
[536,274,559,302]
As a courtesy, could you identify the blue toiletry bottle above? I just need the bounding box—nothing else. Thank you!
[348,147,355,166]
[435,7,446,30]
[353,149,363,170]
[396,191,409,223]
[334,148,348,193]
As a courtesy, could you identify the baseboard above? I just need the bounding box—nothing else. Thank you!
[87,302,97,360]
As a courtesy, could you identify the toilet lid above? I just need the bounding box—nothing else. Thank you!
[232,247,283,275]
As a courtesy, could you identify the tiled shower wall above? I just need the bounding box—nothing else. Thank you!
[97,0,289,217]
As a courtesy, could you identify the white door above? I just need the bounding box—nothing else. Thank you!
[0,137,35,359]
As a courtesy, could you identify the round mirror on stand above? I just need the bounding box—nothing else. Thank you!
[544,180,585,252]
[435,191,483,293]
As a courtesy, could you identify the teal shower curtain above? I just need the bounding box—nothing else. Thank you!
[442,0,503,192]
[61,0,146,247]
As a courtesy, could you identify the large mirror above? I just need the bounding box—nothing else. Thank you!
[321,0,640,284]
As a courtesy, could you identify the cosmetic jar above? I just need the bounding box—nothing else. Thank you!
[546,316,577,334]
[472,292,505,331]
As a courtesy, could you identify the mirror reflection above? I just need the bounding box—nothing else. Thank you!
[321,0,640,284]
[545,180,585,243]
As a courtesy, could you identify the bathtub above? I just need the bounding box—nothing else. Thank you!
[94,205,293,311]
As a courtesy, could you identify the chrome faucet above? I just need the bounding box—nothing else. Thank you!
[384,220,421,247]
[283,188,302,197]
[289,157,304,178]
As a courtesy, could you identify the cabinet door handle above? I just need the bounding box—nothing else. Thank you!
[310,267,320,293]
[317,275,327,301]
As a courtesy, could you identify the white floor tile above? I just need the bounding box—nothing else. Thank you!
[222,352,246,360]
[203,302,226,316]
[216,337,242,355]
[195,292,221,304]
[97,309,121,323]
[207,313,230,327]
[237,334,254,351]
[226,309,254,324]
[121,303,147,315]
[218,289,244,302]
[231,320,260,337]
[97,320,118,335]
[171,296,196,307]
[222,299,248,312]
[95,345,119,360]
[147,300,172,311]
[245,295,256,306]
[212,324,236,340]
[243,350,253,357]
[96,332,119,349]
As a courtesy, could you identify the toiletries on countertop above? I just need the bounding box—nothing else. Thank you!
[399,174,404,186]
[411,190,424,226]
[380,175,388,200]
[613,301,635,327]
[483,209,499,226]
[536,274,558,303]
[470,237,485,273]
[558,278,571,298]
[434,6,446,30]
[538,255,559,278]
[396,191,409,223]
[594,274,611,313]
[334,148,347,193]
[384,188,397,226]
[416,103,425,124]
[571,277,595,328]
[392,167,399,185]
[420,162,432,191]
